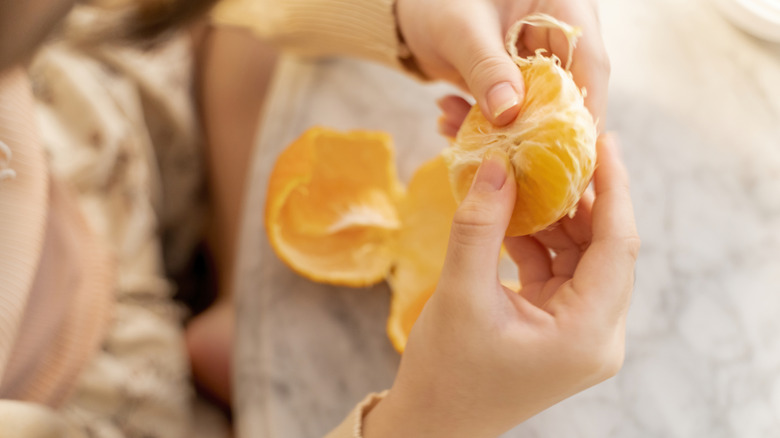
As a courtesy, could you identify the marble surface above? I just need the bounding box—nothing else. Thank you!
[233,0,780,436]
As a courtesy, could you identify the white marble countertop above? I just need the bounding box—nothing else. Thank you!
[233,0,780,436]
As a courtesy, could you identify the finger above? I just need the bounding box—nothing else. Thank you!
[532,226,577,253]
[536,190,595,277]
[440,148,517,297]
[437,94,472,120]
[532,188,594,253]
[520,26,552,59]
[504,186,595,281]
[531,226,581,278]
[440,6,525,126]
[561,188,594,247]
[438,117,461,139]
[572,135,640,314]
[436,95,472,137]
[549,4,610,129]
[590,135,637,245]
[503,235,551,286]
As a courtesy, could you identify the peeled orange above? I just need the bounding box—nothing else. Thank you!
[444,14,597,236]
[265,127,405,286]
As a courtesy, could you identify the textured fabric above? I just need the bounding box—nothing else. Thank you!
[0,4,223,436]
[24,6,209,435]
[0,69,49,385]
[325,391,388,438]
[0,400,85,438]
[212,0,404,70]
[0,178,114,406]
[0,69,102,407]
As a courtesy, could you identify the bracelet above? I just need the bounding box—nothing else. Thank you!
[0,140,16,181]
[354,391,389,438]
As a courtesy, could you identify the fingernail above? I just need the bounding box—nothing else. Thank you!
[473,148,510,192]
[487,82,519,121]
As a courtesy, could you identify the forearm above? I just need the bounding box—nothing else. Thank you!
[195,25,278,295]
[211,0,407,71]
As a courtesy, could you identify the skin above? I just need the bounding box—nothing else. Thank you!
[397,0,610,128]
[0,3,633,435]
[364,135,639,438]
[187,24,279,405]
[186,0,613,412]
[186,0,612,411]
[370,6,623,432]
[0,0,273,408]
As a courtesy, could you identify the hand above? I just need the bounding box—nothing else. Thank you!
[396,0,609,127]
[364,135,639,438]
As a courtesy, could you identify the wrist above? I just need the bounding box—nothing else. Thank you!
[363,389,435,438]
[362,383,497,438]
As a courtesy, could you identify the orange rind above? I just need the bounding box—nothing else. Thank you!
[265,127,404,286]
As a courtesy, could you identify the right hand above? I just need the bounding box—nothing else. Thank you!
[396,0,610,127]
[364,135,639,438]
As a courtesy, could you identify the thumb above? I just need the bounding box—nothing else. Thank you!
[441,149,516,290]
[446,18,525,126]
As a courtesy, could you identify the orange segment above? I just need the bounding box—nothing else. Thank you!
[387,155,458,352]
[265,127,404,286]
[444,15,597,236]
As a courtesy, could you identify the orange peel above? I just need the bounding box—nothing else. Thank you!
[265,127,404,286]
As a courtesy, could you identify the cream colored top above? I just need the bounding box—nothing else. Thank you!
[211,0,407,71]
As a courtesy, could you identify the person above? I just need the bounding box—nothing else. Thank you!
[187,0,614,408]
[187,1,635,436]
[0,1,636,438]
[360,133,638,437]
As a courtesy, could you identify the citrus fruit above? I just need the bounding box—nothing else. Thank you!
[265,129,457,351]
[387,155,458,352]
[265,127,405,286]
[443,14,597,236]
